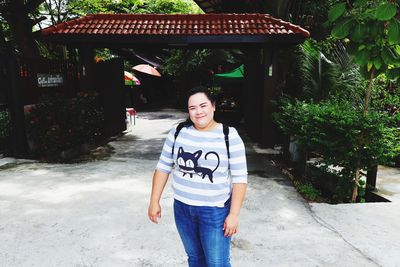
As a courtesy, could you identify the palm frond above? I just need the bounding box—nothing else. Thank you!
[300,40,337,101]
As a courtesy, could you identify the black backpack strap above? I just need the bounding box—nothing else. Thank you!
[223,124,230,159]
[172,122,187,157]
[173,122,230,159]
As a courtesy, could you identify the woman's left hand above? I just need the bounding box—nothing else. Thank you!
[223,213,239,237]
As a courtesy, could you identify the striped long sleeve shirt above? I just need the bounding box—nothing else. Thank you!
[156,123,247,207]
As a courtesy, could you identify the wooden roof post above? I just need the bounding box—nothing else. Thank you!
[243,48,263,142]
[78,46,95,91]
[261,46,278,147]
[6,58,28,157]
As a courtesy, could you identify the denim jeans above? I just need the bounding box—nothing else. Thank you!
[174,199,231,267]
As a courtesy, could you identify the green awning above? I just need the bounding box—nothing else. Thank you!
[215,65,244,79]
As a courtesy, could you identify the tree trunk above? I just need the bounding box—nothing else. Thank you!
[7,13,41,59]
[1,0,44,59]
[351,160,361,202]
[352,69,376,202]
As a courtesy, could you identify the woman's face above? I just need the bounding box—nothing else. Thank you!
[188,92,216,130]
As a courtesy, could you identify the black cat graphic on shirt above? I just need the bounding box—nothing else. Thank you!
[177,147,220,183]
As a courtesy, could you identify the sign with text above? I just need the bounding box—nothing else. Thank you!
[37,74,64,88]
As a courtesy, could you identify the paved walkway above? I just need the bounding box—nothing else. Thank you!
[376,165,400,202]
[0,109,399,266]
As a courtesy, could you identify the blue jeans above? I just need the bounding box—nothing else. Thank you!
[174,199,231,267]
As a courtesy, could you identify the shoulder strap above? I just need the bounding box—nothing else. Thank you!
[172,122,230,158]
[223,124,230,159]
[172,122,188,156]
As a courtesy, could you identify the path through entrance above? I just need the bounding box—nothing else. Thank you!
[0,109,386,266]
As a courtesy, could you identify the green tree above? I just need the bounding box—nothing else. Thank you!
[67,0,144,16]
[140,0,202,14]
[66,0,201,17]
[161,48,240,105]
[0,0,45,58]
[326,0,400,201]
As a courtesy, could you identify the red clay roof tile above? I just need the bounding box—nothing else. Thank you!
[40,13,310,38]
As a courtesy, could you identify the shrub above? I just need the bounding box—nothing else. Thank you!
[297,183,322,202]
[273,98,400,202]
[0,110,10,140]
[25,91,103,157]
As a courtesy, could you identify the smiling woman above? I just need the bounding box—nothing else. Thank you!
[148,86,248,266]
[187,89,217,131]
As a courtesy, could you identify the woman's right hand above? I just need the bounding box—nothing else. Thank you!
[148,201,161,224]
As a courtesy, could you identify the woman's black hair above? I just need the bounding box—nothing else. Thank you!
[181,85,216,126]
[186,85,216,105]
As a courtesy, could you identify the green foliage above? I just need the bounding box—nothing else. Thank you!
[94,48,113,61]
[358,179,366,202]
[297,183,322,202]
[297,39,364,104]
[0,21,12,55]
[327,0,400,78]
[141,0,203,14]
[331,18,353,39]
[274,1,400,202]
[161,48,240,107]
[67,0,201,16]
[388,19,400,44]
[324,0,400,201]
[68,0,142,15]
[370,75,400,116]
[38,0,201,35]
[161,49,238,79]
[0,110,10,140]
[300,40,343,101]
[375,2,397,21]
[328,3,346,22]
[276,99,399,166]
[25,91,103,157]
[0,0,45,58]
[273,98,400,201]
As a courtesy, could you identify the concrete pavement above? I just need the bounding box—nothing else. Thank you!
[0,109,399,266]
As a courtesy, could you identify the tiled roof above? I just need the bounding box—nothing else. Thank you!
[40,13,310,38]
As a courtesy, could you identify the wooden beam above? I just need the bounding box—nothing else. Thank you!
[6,58,28,156]
[38,34,307,48]
[243,48,263,142]
[78,46,95,91]
[261,46,278,147]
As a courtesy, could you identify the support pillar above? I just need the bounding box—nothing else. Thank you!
[243,48,263,142]
[366,165,378,190]
[261,46,278,147]
[78,46,95,91]
[7,58,28,157]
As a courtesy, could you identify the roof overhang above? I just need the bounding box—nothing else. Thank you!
[37,13,310,49]
[39,34,308,49]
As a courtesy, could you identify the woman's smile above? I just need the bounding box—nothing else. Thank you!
[188,92,216,131]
